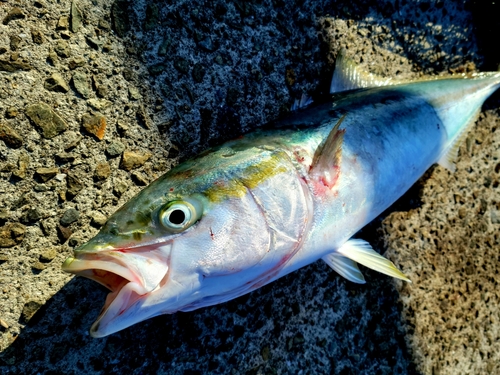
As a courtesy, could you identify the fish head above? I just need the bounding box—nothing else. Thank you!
[62,144,312,337]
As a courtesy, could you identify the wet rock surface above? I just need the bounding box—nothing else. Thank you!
[0,0,499,374]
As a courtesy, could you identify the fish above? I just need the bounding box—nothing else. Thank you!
[62,51,500,337]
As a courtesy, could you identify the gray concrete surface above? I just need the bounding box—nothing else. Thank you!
[0,0,499,374]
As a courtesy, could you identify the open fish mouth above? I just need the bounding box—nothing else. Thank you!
[62,243,171,336]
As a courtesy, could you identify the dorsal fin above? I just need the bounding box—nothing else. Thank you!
[330,49,394,94]
[309,114,346,188]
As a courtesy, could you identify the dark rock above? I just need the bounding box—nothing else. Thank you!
[35,167,59,182]
[20,208,42,224]
[174,58,190,74]
[60,208,80,226]
[44,73,70,93]
[10,35,22,51]
[0,59,31,72]
[2,7,25,25]
[31,29,44,44]
[106,141,125,157]
[66,172,84,198]
[57,225,72,243]
[131,171,148,186]
[144,4,160,30]
[70,0,83,32]
[25,103,68,139]
[82,113,106,140]
[0,123,23,149]
[0,223,25,248]
[192,63,206,83]
[111,0,131,37]
[158,36,171,56]
[55,153,76,164]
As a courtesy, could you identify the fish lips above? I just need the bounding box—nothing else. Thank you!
[62,242,172,337]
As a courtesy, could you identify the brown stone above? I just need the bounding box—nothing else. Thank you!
[0,223,25,248]
[82,113,106,140]
[25,103,67,139]
[0,123,23,149]
[94,162,111,180]
[120,151,152,171]
[35,167,59,182]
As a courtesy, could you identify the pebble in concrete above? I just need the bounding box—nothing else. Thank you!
[25,103,67,139]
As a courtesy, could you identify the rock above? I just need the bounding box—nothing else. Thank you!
[57,225,72,243]
[174,58,190,74]
[21,301,43,324]
[68,56,86,70]
[144,4,159,30]
[0,59,31,72]
[111,0,131,37]
[66,172,84,198]
[39,248,58,263]
[86,37,103,50]
[55,153,76,164]
[0,123,23,149]
[70,1,83,32]
[128,86,141,100]
[12,152,29,179]
[60,208,80,226]
[5,107,18,118]
[98,18,111,31]
[54,40,71,58]
[94,162,111,180]
[113,179,128,197]
[120,151,152,171]
[136,106,150,129]
[192,63,206,83]
[44,73,70,93]
[57,16,69,30]
[82,113,106,140]
[0,209,9,225]
[106,141,125,157]
[25,103,67,139]
[157,36,171,56]
[72,71,90,98]
[131,171,148,186]
[87,98,112,111]
[2,7,25,25]
[0,223,25,248]
[10,35,22,51]
[20,208,42,224]
[90,212,107,228]
[35,167,59,182]
[31,28,44,44]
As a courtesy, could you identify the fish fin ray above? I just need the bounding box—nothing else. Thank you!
[337,239,411,282]
[322,253,366,284]
[437,108,481,172]
[330,49,394,94]
[310,114,346,188]
[291,93,314,111]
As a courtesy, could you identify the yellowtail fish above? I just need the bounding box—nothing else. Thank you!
[62,51,500,337]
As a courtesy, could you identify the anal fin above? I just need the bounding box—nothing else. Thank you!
[322,253,366,284]
[336,239,411,282]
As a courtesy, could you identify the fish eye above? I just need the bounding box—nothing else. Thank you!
[159,199,202,232]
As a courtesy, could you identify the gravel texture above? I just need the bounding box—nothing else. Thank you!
[0,0,499,374]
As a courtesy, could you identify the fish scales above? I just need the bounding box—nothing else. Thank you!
[62,52,500,337]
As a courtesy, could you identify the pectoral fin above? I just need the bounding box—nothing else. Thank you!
[322,253,366,284]
[309,114,346,188]
[336,239,411,282]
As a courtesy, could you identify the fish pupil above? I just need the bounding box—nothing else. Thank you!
[169,209,186,225]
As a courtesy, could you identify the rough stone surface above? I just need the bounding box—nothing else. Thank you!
[35,167,59,183]
[25,103,68,139]
[0,1,499,375]
[60,209,80,227]
[44,73,70,93]
[0,223,25,248]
